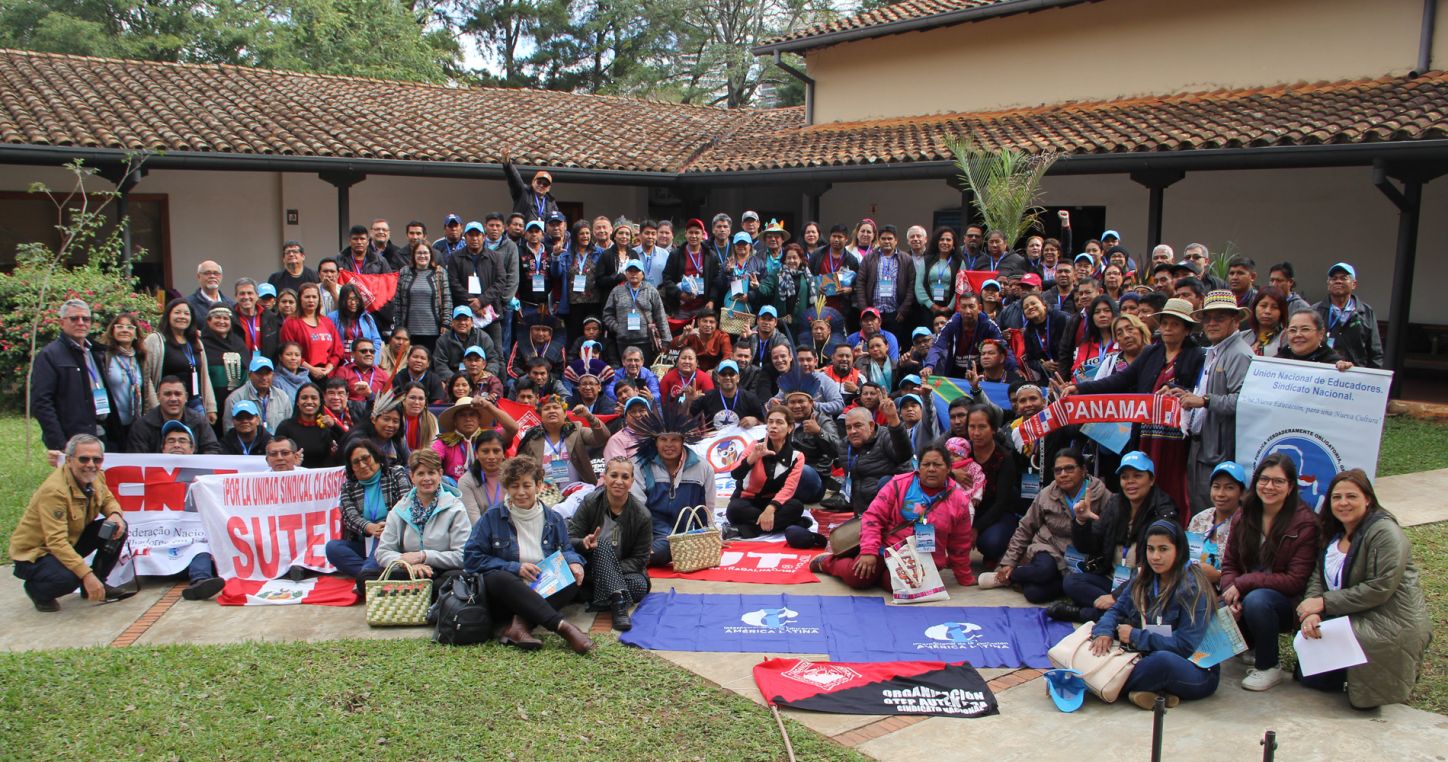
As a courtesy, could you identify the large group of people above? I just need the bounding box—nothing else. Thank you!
[16,163,1428,709]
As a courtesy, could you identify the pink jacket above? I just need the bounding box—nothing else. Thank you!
[859,472,976,586]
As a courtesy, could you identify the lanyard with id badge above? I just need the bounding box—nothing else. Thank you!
[626,286,643,332]
[543,434,569,484]
[877,258,896,299]
[85,352,110,417]
[1142,579,1173,637]
[905,477,944,553]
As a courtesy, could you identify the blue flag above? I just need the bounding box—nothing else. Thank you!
[620,591,844,654]
[826,600,1075,668]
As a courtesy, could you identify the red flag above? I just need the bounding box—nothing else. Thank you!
[957,270,999,296]
[494,398,540,456]
[338,271,400,311]
[217,576,359,606]
[753,659,998,717]
[567,411,620,428]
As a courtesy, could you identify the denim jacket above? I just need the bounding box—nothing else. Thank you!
[463,500,583,575]
[1094,573,1215,659]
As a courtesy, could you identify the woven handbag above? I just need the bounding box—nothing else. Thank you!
[719,308,755,336]
[667,505,722,573]
[365,560,433,627]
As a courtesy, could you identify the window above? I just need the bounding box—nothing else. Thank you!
[0,192,170,291]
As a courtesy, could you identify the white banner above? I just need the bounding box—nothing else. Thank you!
[98,454,270,575]
[690,424,765,507]
[1235,356,1392,510]
[193,467,348,580]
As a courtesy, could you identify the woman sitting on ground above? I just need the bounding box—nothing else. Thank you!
[1220,453,1319,692]
[275,382,344,469]
[1296,470,1431,708]
[325,440,411,580]
[458,430,509,524]
[726,407,808,539]
[979,449,1109,602]
[462,456,595,654]
[1054,451,1178,623]
[1092,520,1221,709]
[361,449,471,599]
[346,390,410,469]
[1186,461,1248,590]
[813,445,978,590]
[568,457,653,632]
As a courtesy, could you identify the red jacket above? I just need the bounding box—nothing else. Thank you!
[860,472,976,586]
[1219,502,1319,600]
[280,316,343,370]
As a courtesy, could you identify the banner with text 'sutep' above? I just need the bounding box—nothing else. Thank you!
[753,658,999,718]
[193,467,348,580]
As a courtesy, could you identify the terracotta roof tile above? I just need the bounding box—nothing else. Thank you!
[685,73,1448,172]
[761,0,1053,50]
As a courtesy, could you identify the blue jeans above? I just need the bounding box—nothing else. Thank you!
[1126,652,1220,700]
[1010,551,1062,603]
[325,538,372,579]
[796,466,825,505]
[1062,571,1113,621]
[187,552,216,583]
[648,535,672,567]
[976,514,1021,563]
[1241,588,1294,669]
[12,518,124,602]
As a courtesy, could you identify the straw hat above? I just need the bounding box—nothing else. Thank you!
[1156,297,1199,325]
[1193,289,1249,320]
[438,397,481,432]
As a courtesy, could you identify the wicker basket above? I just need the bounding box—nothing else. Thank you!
[365,560,433,627]
[719,308,756,336]
[667,505,722,573]
[650,349,678,378]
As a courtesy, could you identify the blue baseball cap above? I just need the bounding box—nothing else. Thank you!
[623,396,650,412]
[249,356,274,373]
[444,213,462,226]
[161,419,194,441]
[898,393,923,408]
[900,374,922,387]
[1328,262,1356,278]
[464,221,484,234]
[1210,461,1249,488]
[758,305,778,318]
[1102,229,1121,241]
[623,259,644,272]
[463,345,487,359]
[256,283,277,298]
[452,306,473,319]
[912,327,933,340]
[716,360,740,374]
[230,399,260,418]
[1044,668,1086,713]
[1074,253,1094,263]
[546,211,567,223]
[981,279,1001,291]
[731,232,753,246]
[1117,450,1156,475]
[525,220,545,232]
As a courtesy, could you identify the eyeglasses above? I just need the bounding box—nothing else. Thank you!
[200,270,222,277]
[64,315,92,323]
[73,456,104,465]
[112,323,135,331]
[350,454,376,467]
[1054,465,1079,474]
[1257,476,1289,487]
[534,179,552,187]
[355,349,375,355]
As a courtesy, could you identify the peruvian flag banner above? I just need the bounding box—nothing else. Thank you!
[1018,393,1183,445]
[218,576,359,607]
[338,271,400,311]
[649,541,820,584]
[754,658,999,717]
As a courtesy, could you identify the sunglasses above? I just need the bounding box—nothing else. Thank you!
[74,455,104,465]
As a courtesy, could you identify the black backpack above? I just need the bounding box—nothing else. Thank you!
[432,572,491,646]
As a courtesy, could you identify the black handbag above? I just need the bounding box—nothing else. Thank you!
[431,573,491,646]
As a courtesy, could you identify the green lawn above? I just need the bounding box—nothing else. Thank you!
[0,637,865,761]
[0,416,51,564]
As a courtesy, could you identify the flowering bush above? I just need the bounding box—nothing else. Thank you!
[0,251,160,410]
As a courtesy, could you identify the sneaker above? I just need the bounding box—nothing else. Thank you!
[1241,667,1285,692]
[31,597,60,613]
[809,553,831,575]
[1046,600,1081,622]
[182,577,226,601]
[976,572,1004,589]
[721,525,743,542]
[819,494,850,512]
[1128,691,1180,710]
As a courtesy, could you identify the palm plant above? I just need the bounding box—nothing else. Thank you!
[947,138,1060,245]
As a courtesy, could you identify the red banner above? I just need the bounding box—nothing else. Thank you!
[648,541,820,584]
[754,658,999,717]
[1018,393,1183,445]
[338,271,399,310]
[957,269,999,296]
[218,576,359,606]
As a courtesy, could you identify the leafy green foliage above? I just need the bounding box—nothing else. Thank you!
[948,139,1060,246]
[0,638,865,760]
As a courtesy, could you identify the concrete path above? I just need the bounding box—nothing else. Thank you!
[1375,467,1448,527]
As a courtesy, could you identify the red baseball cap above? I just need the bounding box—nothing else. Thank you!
[1020,273,1043,288]
[861,307,881,319]
[685,218,706,230]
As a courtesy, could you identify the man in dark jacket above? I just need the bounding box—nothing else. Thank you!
[835,399,911,515]
[1313,262,1383,369]
[783,390,841,495]
[433,307,502,381]
[31,299,107,455]
[368,218,408,271]
[446,218,516,351]
[231,279,281,359]
[921,293,1012,377]
[854,242,917,344]
[501,148,560,223]
[337,225,392,274]
[128,377,223,454]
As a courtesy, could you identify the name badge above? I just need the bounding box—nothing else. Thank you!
[546,455,569,484]
[92,384,111,416]
[683,275,703,296]
[191,369,200,396]
[1021,473,1041,501]
[730,279,745,297]
[532,273,545,292]
[1112,563,1133,589]
[627,309,642,332]
[1144,624,1174,637]
[931,284,947,302]
[572,274,587,293]
[878,275,895,297]
[467,275,482,294]
[914,522,936,553]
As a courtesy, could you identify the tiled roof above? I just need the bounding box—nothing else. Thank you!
[684,73,1448,172]
[757,0,1079,52]
[2,49,1446,177]
[0,48,796,173]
